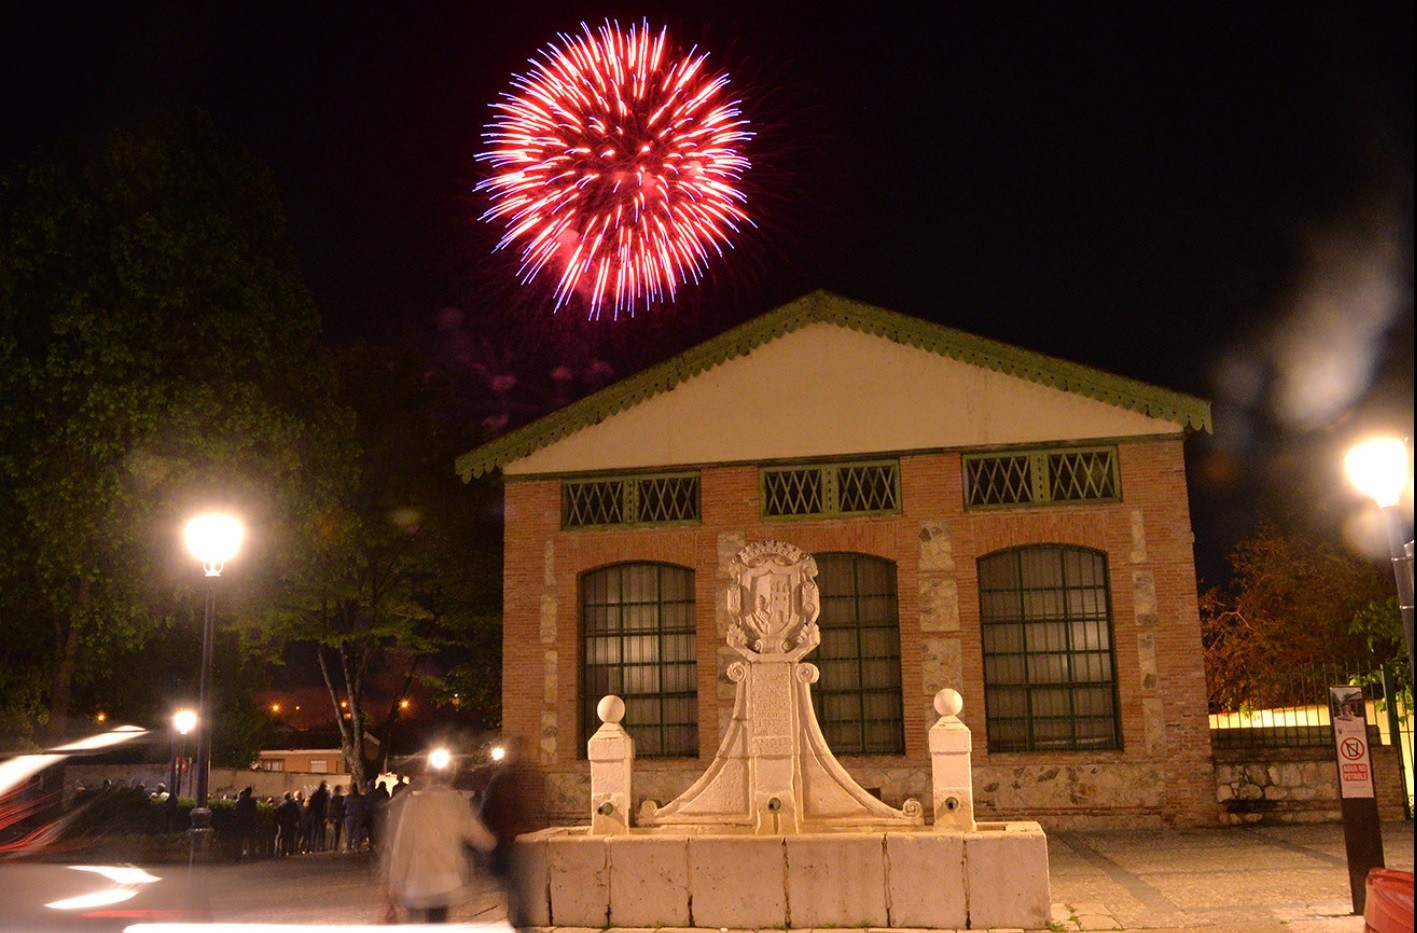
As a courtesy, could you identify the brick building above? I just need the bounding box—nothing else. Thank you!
[458,291,1218,829]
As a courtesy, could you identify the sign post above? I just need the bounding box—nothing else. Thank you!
[1328,685,1385,913]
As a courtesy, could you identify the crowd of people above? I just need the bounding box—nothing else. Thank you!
[73,745,544,926]
[227,775,413,860]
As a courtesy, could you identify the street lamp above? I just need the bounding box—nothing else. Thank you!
[170,709,196,799]
[1345,437,1414,684]
[182,512,244,852]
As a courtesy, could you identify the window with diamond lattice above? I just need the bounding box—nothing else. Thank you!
[563,473,700,528]
[762,461,899,518]
[580,563,697,758]
[811,553,905,755]
[963,447,1118,509]
[978,546,1121,752]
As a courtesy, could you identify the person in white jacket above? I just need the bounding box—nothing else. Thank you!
[380,758,497,923]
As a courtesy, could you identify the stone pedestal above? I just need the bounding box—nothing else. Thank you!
[587,695,633,835]
[929,687,976,831]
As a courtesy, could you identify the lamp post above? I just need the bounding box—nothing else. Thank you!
[170,708,197,799]
[1345,437,1415,685]
[182,512,244,854]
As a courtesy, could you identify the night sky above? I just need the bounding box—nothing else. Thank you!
[3,1,1413,584]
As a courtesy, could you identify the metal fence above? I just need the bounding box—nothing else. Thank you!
[1208,662,1413,818]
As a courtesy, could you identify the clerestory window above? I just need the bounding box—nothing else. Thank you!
[761,460,900,519]
[963,446,1119,509]
[562,473,700,529]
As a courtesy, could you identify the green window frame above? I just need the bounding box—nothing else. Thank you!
[811,552,905,755]
[963,446,1120,510]
[562,472,700,529]
[761,460,900,519]
[580,562,698,758]
[978,545,1121,752]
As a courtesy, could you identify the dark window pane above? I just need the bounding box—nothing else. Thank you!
[580,564,697,758]
[982,622,1024,653]
[810,553,905,756]
[987,687,1028,719]
[979,546,1120,752]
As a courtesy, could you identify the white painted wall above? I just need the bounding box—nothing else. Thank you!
[507,323,1180,475]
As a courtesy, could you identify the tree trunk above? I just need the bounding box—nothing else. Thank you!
[46,582,88,743]
[316,643,367,790]
[343,643,372,784]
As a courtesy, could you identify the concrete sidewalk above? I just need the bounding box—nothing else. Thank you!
[1046,819,1413,932]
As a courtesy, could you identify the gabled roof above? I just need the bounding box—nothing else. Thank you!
[456,290,1212,480]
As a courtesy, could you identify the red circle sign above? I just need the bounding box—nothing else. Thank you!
[1340,737,1365,760]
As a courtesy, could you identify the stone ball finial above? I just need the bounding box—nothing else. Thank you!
[934,688,963,719]
[597,694,626,724]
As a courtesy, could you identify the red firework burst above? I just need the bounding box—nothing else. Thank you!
[476,19,753,319]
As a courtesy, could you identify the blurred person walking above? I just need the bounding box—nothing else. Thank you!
[380,762,496,923]
[479,738,546,931]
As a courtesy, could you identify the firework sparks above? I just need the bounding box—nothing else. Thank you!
[476,19,753,319]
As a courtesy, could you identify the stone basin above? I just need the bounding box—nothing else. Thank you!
[514,819,1050,930]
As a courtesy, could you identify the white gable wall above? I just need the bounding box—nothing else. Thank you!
[506,323,1181,476]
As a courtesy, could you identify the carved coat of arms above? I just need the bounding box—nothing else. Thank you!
[726,541,820,658]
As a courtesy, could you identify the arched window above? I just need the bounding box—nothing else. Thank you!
[580,563,697,757]
[811,553,905,755]
[978,546,1121,752]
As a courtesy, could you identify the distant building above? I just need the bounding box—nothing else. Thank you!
[257,731,379,775]
[459,292,1216,828]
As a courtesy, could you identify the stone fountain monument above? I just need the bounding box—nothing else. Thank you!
[515,540,1051,930]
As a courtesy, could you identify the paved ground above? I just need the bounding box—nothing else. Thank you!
[1046,820,1412,932]
[191,820,1413,931]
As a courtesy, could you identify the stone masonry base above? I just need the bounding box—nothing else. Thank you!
[515,821,1050,930]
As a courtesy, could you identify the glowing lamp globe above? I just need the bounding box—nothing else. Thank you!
[1345,438,1410,509]
[490,745,506,763]
[184,513,245,576]
[428,747,452,771]
[173,709,197,735]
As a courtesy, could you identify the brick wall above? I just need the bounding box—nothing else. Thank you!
[501,436,1218,829]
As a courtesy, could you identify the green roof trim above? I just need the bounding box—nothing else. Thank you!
[456,290,1213,480]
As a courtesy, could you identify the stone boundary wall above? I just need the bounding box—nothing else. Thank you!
[1214,745,1407,824]
[64,764,352,805]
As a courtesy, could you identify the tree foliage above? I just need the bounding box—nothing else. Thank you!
[1201,521,1403,711]
[262,342,501,787]
[0,110,347,744]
